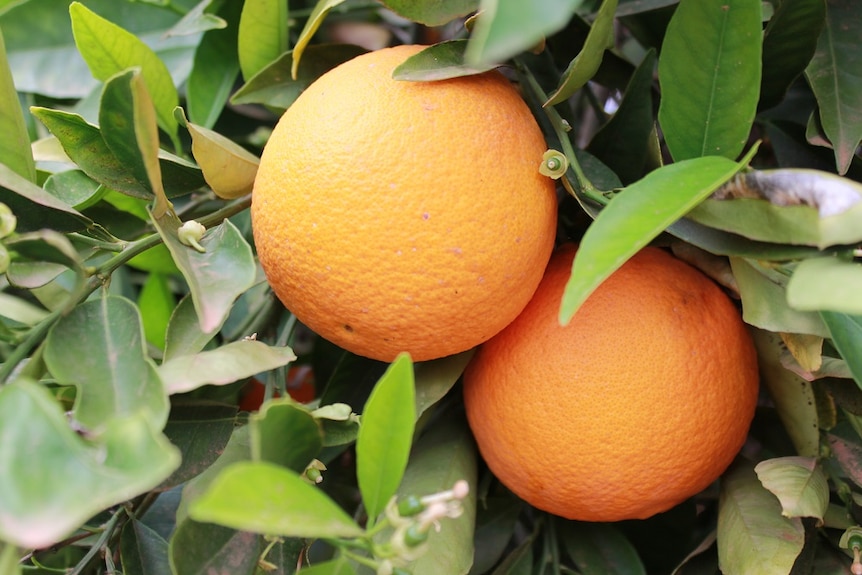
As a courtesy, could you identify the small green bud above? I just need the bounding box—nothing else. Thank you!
[403,525,429,548]
[0,244,9,275]
[0,203,16,239]
[539,149,568,180]
[178,220,207,253]
[397,495,425,517]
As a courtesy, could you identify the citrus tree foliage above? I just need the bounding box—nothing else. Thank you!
[1,0,861,574]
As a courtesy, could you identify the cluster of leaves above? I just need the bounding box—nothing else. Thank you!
[1,0,862,573]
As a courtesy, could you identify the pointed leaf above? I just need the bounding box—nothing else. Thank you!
[165,0,226,37]
[184,113,260,199]
[465,0,583,65]
[70,2,179,142]
[290,0,346,80]
[379,0,478,26]
[559,155,743,323]
[44,295,169,430]
[0,162,91,233]
[759,0,826,110]
[545,0,618,106]
[717,462,805,575]
[392,40,497,81]
[189,461,364,538]
[238,0,289,81]
[0,27,35,182]
[820,311,862,390]
[158,340,296,395]
[232,43,366,109]
[804,0,862,174]
[0,379,180,549]
[658,0,762,160]
[754,457,829,520]
[150,213,256,333]
[120,518,171,575]
[356,353,416,524]
[250,400,322,471]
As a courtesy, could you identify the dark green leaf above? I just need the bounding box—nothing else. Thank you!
[717,461,805,574]
[290,0,347,80]
[0,379,180,549]
[356,353,416,525]
[120,518,170,575]
[232,43,366,109]
[0,162,91,232]
[250,400,322,471]
[414,350,473,420]
[186,0,241,128]
[379,0,478,26]
[0,27,35,182]
[821,312,862,390]
[169,520,261,575]
[804,0,862,174]
[586,49,656,184]
[560,522,646,575]
[237,0,289,81]
[189,461,364,538]
[5,230,83,272]
[658,0,762,160]
[545,0,618,105]
[469,495,521,575]
[759,0,826,110]
[44,295,170,430]
[466,0,583,65]
[70,2,179,142]
[392,40,497,81]
[559,155,743,323]
[158,340,295,394]
[151,213,256,333]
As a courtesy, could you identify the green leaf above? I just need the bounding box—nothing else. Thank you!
[0,542,20,575]
[159,403,237,490]
[754,457,829,520]
[414,350,473,420]
[163,295,217,361]
[99,68,164,201]
[237,0,289,81]
[158,340,296,395]
[120,517,171,575]
[717,461,805,575]
[356,353,416,525]
[0,27,35,182]
[189,460,364,538]
[560,522,647,575]
[0,162,91,233]
[392,416,477,575]
[250,400,322,471]
[465,0,583,65]
[0,292,49,325]
[297,556,357,575]
[804,0,862,174]
[138,272,175,350]
[70,2,179,143]
[559,155,743,324]
[658,0,762,160]
[820,312,862,390]
[379,0,478,26]
[544,0,618,106]
[150,214,256,333]
[183,111,260,199]
[586,49,656,185]
[391,40,497,81]
[759,0,826,110]
[751,330,820,457]
[731,258,828,338]
[232,43,366,109]
[787,256,862,314]
[470,495,522,575]
[169,520,261,575]
[186,0,241,128]
[165,0,226,37]
[44,295,170,430]
[290,0,346,80]
[5,230,83,273]
[0,379,180,549]
[43,169,104,210]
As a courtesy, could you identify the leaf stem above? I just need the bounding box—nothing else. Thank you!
[66,508,123,575]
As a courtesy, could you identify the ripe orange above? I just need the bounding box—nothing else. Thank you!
[251,45,557,362]
[463,244,759,522]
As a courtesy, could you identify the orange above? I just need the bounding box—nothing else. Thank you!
[238,366,316,412]
[251,45,557,362]
[463,244,759,522]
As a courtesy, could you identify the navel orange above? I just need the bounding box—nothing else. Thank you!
[463,244,759,521]
[251,45,557,362]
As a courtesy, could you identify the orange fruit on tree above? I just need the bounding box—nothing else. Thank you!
[463,244,759,522]
[251,45,557,362]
